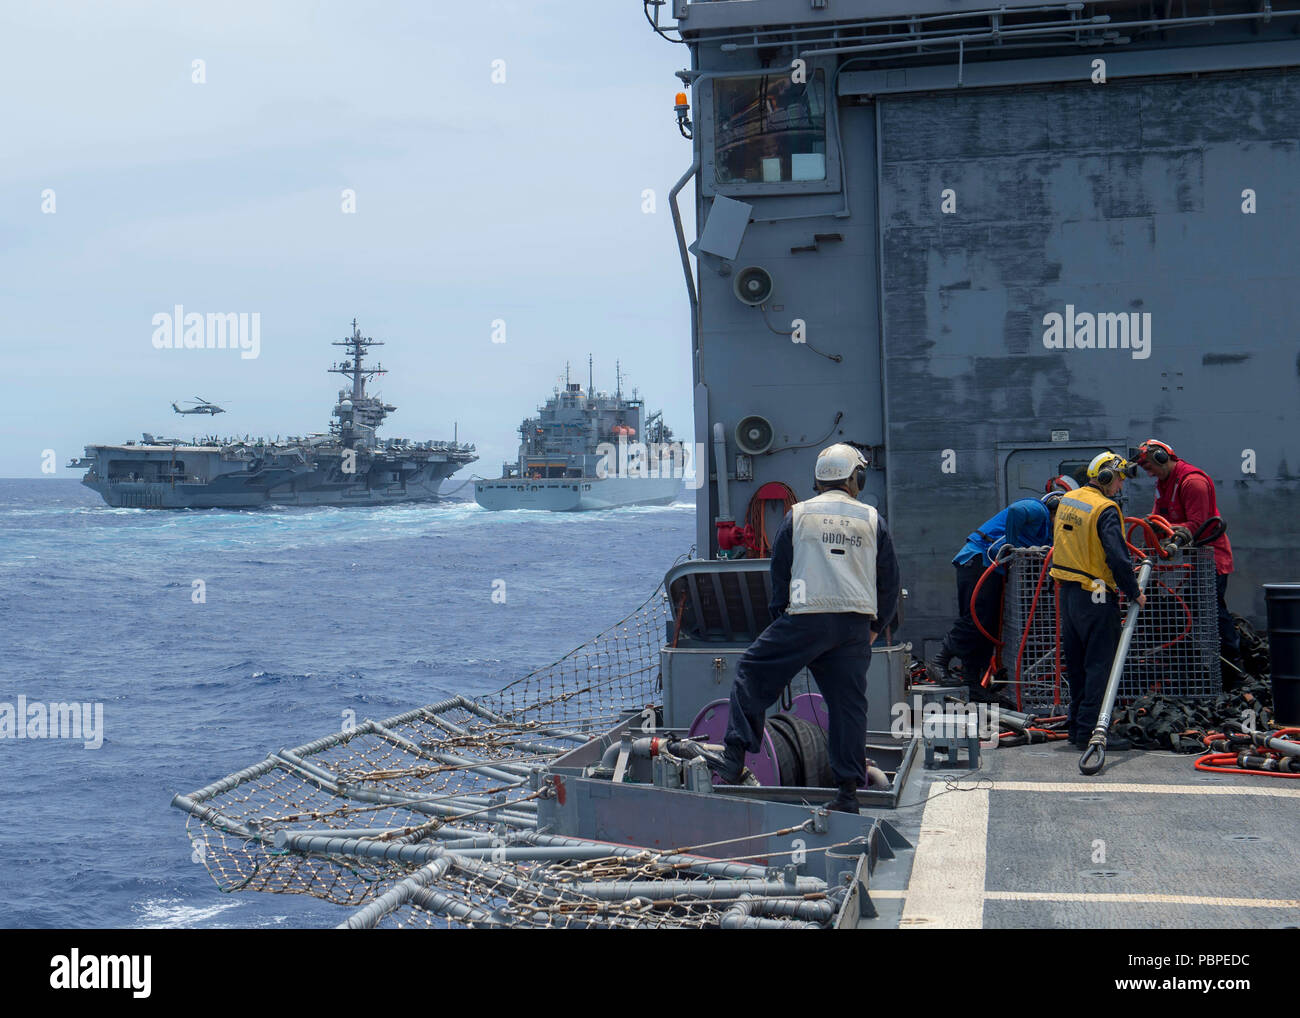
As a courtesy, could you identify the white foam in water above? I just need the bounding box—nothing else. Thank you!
[132,897,244,929]
[6,487,696,565]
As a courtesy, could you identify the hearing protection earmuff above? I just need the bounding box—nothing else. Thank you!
[1136,438,1174,467]
[1088,451,1134,487]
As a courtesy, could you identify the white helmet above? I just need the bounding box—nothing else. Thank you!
[814,443,868,483]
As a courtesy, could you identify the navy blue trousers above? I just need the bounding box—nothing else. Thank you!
[723,612,873,787]
[1217,573,1240,658]
[1059,582,1122,742]
[943,561,1003,686]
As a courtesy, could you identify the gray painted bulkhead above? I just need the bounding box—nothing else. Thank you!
[683,2,1300,656]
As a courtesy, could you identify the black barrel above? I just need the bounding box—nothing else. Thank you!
[1263,584,1300,725]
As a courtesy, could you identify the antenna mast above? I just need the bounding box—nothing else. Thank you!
[329,318,386,400]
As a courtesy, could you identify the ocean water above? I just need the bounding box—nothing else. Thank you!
[0,479,694,928]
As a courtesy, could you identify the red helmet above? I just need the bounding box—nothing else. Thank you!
[1134,438,1176,467]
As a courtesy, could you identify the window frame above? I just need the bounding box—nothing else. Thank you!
[699,68,842,198]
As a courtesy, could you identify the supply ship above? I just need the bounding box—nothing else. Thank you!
[173,0,1300,931]
[71,321,476,509]
[473,359,681,511]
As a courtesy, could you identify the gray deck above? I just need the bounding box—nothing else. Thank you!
[863,743,1300,928]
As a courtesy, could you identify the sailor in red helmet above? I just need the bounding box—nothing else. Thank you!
[1133,438,1240,678]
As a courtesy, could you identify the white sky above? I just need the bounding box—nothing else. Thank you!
[1,0,697,478]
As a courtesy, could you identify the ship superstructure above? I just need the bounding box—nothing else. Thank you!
[72,321,476,508]
[474,359,680,511]
[661,0,1300,644]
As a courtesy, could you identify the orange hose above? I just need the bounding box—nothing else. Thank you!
[1125,515,1174,559]
[744,483,797,557]
[970,559,1005,647]
[1193,752,1300,777]
[1144,576,1192,656]
[1012,549,1054,688]
[969,557,1009,693]
[1194,727,1300,777]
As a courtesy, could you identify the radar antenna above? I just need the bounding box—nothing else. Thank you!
[330,318,386,400]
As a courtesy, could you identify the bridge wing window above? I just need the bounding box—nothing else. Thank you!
[714,72,826,185]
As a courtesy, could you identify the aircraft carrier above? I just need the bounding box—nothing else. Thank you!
[474,360,681,511]
[71,321,476,509]
[172,0,1300,931]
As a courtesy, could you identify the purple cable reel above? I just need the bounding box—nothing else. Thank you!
[688,693,828,786]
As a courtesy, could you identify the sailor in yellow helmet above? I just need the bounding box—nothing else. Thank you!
[1050,452,1146,748]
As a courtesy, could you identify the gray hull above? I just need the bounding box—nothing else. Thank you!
[84,468,460,509]
[473,476,682,512]
[77,442,473,509]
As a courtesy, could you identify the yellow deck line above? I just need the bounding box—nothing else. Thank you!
[988,780,1300,797]
[899,783,989,928]
[986,891,1300,908]
[878,889,1299,908]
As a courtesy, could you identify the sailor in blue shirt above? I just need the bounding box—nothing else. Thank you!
[931,478,1073,698]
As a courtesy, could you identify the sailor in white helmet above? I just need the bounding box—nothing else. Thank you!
[717,443,901,813]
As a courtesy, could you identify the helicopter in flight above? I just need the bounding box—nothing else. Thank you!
[171,397,226,416]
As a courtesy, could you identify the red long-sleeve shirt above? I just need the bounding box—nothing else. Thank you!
[1151,460,1233,574]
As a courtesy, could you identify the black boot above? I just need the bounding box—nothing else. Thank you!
[712,743,758,786]
[1075,731,1131,750]
[825,779,860,814]
[967,677,999,704]
[929,641,957,683]
[714,742,746,785]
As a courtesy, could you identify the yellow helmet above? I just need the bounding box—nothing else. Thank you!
[1086,451,1134,485]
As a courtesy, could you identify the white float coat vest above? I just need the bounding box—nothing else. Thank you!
[787,490,880,616]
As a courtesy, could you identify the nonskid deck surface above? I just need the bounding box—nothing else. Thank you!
[879,745,1300,929]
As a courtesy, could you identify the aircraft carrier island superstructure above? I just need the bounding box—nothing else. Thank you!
[72,321,477,509]
[474,361,681,511]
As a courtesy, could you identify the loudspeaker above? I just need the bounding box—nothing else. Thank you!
[733,266,773,306]
[735,415,774,455]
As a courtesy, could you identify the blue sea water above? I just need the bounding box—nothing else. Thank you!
[0,479,694,928]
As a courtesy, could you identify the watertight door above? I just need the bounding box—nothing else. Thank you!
[1000,442,1128,510]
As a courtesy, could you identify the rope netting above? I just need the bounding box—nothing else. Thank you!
[175,573,835,928]
[361,855,831,930]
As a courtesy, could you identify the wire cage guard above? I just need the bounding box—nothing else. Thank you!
[999,546,1222,715]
